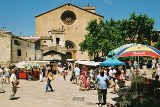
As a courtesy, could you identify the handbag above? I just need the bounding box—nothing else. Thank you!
[13,80,19,87]
[48,72,54,80]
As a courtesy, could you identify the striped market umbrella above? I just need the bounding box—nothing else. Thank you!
[117,44,160,57]
[112,43,137,56]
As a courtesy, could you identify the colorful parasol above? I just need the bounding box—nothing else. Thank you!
[116,44,160,57]
[112,43,137,55]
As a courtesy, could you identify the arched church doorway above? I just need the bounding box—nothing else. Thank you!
[42,50,66,61]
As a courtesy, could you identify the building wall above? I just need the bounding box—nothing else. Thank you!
[0,34,11,64]
[35,4,103,60]
[11,37,36,63]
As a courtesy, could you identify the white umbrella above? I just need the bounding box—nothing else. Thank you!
[75,61,100,66]
[15,61,26,68]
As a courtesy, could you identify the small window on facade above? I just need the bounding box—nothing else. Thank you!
[14,40,20,46]
[17,49,21,56]
[56,38,60,44]
[26,52,27,57]
[43,40,46,43]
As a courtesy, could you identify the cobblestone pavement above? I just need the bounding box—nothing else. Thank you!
[0,72,118,107]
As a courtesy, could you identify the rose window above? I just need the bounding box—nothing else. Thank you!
[61,10,76,25]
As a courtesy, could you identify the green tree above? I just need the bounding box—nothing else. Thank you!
[79,12,155,60]
[79,19,125,59]
[65,40,75,49]
[79,19,103,59]
[120,18,137,43]
[155,36,160,50]
[120,12,155,45]
[101,19,124,56]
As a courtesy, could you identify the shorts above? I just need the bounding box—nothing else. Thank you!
[75,74,79,77]
[64,72,67,75]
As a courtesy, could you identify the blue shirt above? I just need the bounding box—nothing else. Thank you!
[74,67,80,76]
[96,75,110,89]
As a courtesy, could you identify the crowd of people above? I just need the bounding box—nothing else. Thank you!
[0,58,160,106]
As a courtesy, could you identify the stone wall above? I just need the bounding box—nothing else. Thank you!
[0,34,11,64]
[11,37,36,63]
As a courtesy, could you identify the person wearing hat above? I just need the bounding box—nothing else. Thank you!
[10,70,18,99]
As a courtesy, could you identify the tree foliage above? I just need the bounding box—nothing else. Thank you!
[79,12,158,60]
[65,40,75,49]
[79,20,103,59]
[79,19,124,59]
[120,13,155,45]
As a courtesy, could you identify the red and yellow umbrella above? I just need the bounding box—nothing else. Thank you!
[118,44,160,57]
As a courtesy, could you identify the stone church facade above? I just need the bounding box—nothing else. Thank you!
[35,3,104,60]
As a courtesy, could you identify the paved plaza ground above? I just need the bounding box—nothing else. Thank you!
[0,69,153,107]
[0,73,118,107]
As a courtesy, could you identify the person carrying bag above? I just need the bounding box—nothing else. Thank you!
[45,70,54,92]
[10,70,19,99]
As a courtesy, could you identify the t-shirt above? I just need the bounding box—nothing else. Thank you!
[0,68,3,73]
[96,75,110,89]
[46,66,51,71]
[4,68,10,77]
[52,65,56,71]
[0,68,3,76]
[10,73,17,84]
[74,67,80,76]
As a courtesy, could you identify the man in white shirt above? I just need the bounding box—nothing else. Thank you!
[10,70,18,99]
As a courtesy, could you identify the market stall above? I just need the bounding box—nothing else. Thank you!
[15,61,50,80]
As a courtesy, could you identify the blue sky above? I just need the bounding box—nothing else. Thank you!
[0,0,160,36]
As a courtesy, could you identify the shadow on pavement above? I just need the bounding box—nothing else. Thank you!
[85,101,96,105]
[72,97,84,102]
[9,97,20,100]
[0,90,6,93]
